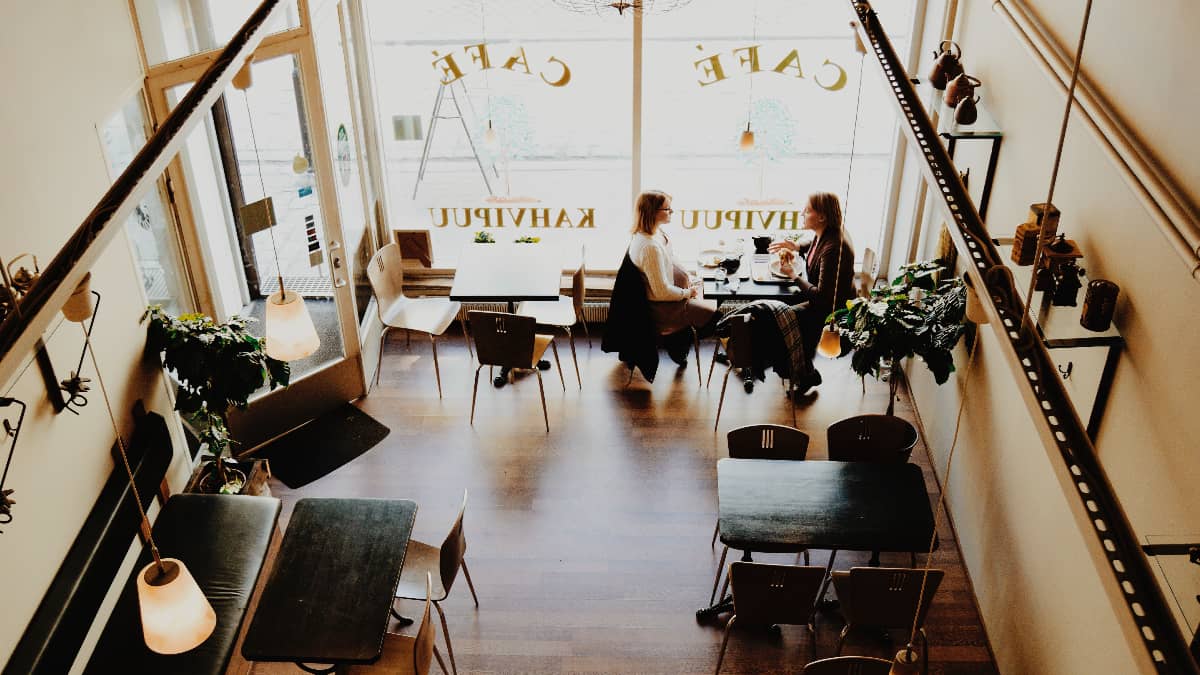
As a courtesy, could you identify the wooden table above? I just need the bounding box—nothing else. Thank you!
[242,498,417,673]
[450,242,565,311]
[701,251,807,304]
[698,459,935,618]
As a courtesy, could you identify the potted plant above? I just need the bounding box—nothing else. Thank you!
[142,307,290,494]
[829,259,967,416]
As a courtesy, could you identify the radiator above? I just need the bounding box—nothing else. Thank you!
[457,300,746,325]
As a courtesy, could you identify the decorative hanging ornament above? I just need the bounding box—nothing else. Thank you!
[550,0,695,15]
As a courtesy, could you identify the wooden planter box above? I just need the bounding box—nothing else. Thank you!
[184,457,273,497]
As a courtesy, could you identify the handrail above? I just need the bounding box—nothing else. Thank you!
[993,0,1200,281]
[848,2,1197,672]
[0,0,287,389]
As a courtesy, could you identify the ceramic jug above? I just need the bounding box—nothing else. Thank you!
[945,73,982,108]
[928,40,963,90]
[955,95,980,125]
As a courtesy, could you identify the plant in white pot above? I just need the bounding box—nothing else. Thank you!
[828,260,967,416]
[143,307,290,493]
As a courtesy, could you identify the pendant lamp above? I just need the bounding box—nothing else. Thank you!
[239,73,320,361]
[739,123,755,151]
[889,646,921,675]
[964,278,990,324]
[738,3,758,151]
[68,276,215,653]
[817,327,843,358]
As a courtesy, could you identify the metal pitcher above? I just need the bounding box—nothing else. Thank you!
[928,40,963,90]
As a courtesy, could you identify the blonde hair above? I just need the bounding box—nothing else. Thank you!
[632,190,671,236]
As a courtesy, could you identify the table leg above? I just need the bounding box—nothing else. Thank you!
[696,549,755,620]
[391,606,415,627]
[493,300,549,387]
[815,549,840,612]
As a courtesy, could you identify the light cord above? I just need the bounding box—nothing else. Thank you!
[241,89,286,301]
[826,49,867,329]
[84,323,164,573]
[1022,0,1093,317]
[903,326,979,652]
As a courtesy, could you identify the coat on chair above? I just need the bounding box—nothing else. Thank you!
[601,253,692,383]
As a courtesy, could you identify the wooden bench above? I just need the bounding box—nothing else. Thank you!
[3,409,280,675]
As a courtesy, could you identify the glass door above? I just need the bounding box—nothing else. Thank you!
[147,27,368,448]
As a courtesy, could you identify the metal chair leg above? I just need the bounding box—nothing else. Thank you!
[710,545,729,605]
[692,327,702,387]
[836,625,850,654]
[711,520,720,548]
[714,615,736,675]
[406,328,411,349]
[463,319,474,361]
[431,333,443,398]
[433,600,458,675]
[374,326,390,387]
[460,559,480,607]
[581,319,590,348]
[535,371,549,432]
[714,367,731,431]
[470,365,482,425]
[550,339,565,391]
[565,327,581,389]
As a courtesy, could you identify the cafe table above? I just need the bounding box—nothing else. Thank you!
[242,498,417,673]
[697,458,935,619]
[450,241,565,385]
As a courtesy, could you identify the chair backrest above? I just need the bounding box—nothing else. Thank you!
[861,247,877,277]
[803,656,892,675]
[832,567,944,631]
[728,562,827,626]
[439,490,469,594]
[413,572,437,674]
[469,311,536,369]
[854,247,878,298]
[571,245,587,321]
[367,243,406,313]
[826,414,918,462]
[725,314,755,369]
[727,424,810,460]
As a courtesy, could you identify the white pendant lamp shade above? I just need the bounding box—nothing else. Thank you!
[484,120,498,146]
[62,272,94,322]
[965,283,990,324]
[136,558,216,654]
[816,326,842,358]
[265,289,320,361]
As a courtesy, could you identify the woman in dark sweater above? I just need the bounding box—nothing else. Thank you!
[769,191,856,357]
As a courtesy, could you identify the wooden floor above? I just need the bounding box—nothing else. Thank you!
[258,327,999,674]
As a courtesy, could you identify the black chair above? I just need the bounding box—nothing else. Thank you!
[713,562,828,674]
[803,656,892,675]
[831,567,945,675]
[827,414,919,463]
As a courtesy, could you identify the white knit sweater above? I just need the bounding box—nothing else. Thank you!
[629,232,690,302]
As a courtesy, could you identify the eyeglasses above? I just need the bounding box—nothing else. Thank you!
[659,208,674,213]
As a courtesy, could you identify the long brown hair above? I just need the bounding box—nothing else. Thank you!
[632,190,671,236]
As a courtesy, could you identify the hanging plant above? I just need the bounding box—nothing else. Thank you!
[142,307,290,492]
[829,260,967,415]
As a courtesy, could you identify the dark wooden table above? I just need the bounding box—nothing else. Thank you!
[242,498,417,673]
[701,252,806,303]
[699,459,935,618]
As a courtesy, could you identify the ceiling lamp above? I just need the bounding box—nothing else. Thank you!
[550,0,695,16]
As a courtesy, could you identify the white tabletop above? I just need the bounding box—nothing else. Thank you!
[450,242,565,302]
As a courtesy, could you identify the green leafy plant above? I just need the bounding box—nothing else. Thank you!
[514,236,540,244]
[473,231,495,243]
[142,307,290,491]
[828,260,967,415]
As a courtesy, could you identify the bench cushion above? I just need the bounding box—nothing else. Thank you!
[85,493,279,675]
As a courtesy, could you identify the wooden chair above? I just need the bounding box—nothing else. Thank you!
[803,656,892,675]
[711,315,796,431]
[713,562,828,675]
[517,245,588,389]
[391,491,480,675]
[710,425,811,605]
[368,243,468,398]
[468,311,563,433]
[831,567,944,675]
[827,414,919,463]
[854,247,878,299]
[339,573,449,675]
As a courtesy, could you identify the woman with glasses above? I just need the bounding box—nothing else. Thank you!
[627,190,718,365]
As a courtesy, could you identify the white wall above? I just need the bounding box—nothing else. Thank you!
[0,0,191,664]
[907,0,1200,673]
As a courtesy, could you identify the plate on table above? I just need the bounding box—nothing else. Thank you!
[698,249,723,268]
[769,259,797,280]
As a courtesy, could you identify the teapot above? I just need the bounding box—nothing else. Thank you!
[945,73,982,108]
[954,95,980,125]
[928,40,963,90]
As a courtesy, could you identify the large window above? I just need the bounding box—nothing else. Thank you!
[361,0,913,269]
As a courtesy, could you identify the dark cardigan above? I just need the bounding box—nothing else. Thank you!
[602,252,662,381]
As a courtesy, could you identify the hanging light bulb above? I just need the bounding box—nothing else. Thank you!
[484,119,498,146]
[965,280,990,324]
[61,271,94,322]
[817,325,843,358]
[889,646,920,675]
[137,558,217,653]
[739,122,755,151]
[265,289,320,361]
